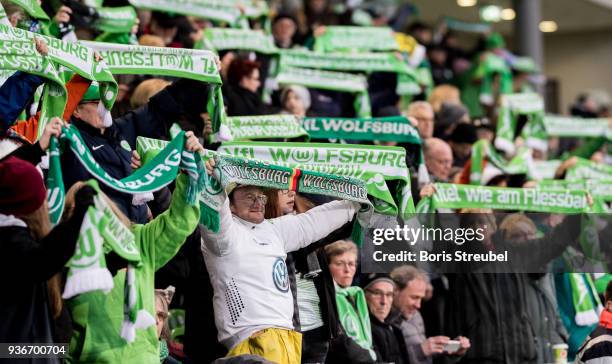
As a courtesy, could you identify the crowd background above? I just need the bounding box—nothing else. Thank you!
[0,0,611,364]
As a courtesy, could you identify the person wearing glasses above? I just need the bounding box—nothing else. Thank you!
[325,240,377,363]
[201,159,359,364]
[363,274,410,364]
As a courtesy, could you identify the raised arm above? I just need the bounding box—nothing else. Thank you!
[200,191,238,257]
[273,200,358,253]
[136,173,200,270]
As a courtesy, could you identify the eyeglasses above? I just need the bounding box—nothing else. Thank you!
[332,260,356,269]
[279,190,296,196]
[366,289,394,299]
[237,193,268,206]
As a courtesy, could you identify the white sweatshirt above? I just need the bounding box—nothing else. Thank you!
[201,195,357,349]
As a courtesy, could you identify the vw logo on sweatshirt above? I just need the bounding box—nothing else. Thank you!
[272,258,289,292]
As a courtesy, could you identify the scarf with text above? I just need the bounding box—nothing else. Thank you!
[46,125,204,224]
[217,141,415,219]
[62,180,155,343]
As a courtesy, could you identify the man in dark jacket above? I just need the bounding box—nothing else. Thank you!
[363,273,409,364]
[576,280,612,363]
[61,79,210,223]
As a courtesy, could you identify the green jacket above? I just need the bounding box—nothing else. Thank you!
[67,174,200,363]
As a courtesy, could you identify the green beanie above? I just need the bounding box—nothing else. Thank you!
[81,83,100,102]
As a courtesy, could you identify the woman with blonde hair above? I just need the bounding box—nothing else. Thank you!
[130,79,172,109]
[0,155,96,349]
[62,132,203,363]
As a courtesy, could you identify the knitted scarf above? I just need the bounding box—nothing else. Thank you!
[79,40,225,143]
[566,158,612,180]
[301,116,429,185]
[313,25,398,53]
[46,125,204,224]
[543,115,611,140]
[0,24,118,136]
[568,273,603,326]
[218,141,415,219]
[92,6,138,34]
[335,285,377,361]
[469,140,532,184]
[495,93,545,154]
[476,53,513,107]
[201,28,277,54]
[226,114,308,141]
[416,183,597,213]
[127,0,242,25]
[62,180,156,343]
[273,66,371,118]
[201,153,373,237]
[279,49,417,83]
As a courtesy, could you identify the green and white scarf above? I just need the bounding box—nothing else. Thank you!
[62,180,155,343]
[127,0,242,25]
[0,38,68,131]
[274,66,371,118]
[217,141,415,219]
[79,40,222,84]
[443,16,491,34]
[279,49,416,77]
[279,49,419,97]
[542,115,611,140]
[0,24,118,135]
[313,26,398,53]
[200,153,373,240]
[46,126,204,224]
[335,285,376,361]
[301,116,420,144]
[301,116,428,184]
[529,160,562,181]
[566,158,612,180]
[416,183,595,213]
[226,114,308,141]
[201,28,278,54]
[539,179,612,202]
[475,53,513,107]
[469,140,532,184]
[568,273,603,326]
[495,93,545,155]
[93,6,138,34]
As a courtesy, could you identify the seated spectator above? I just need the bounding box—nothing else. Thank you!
[576,280,612,363]
[325,240,377,362]
[389,266,470,364]
[406,101,435,140]
[280,85,311,117]
[224,58,276,116]
[362,273,409,364]
[423,138,453,182]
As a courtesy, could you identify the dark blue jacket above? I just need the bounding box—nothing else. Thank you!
[61,79,209,224]
[0,71,45,135]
